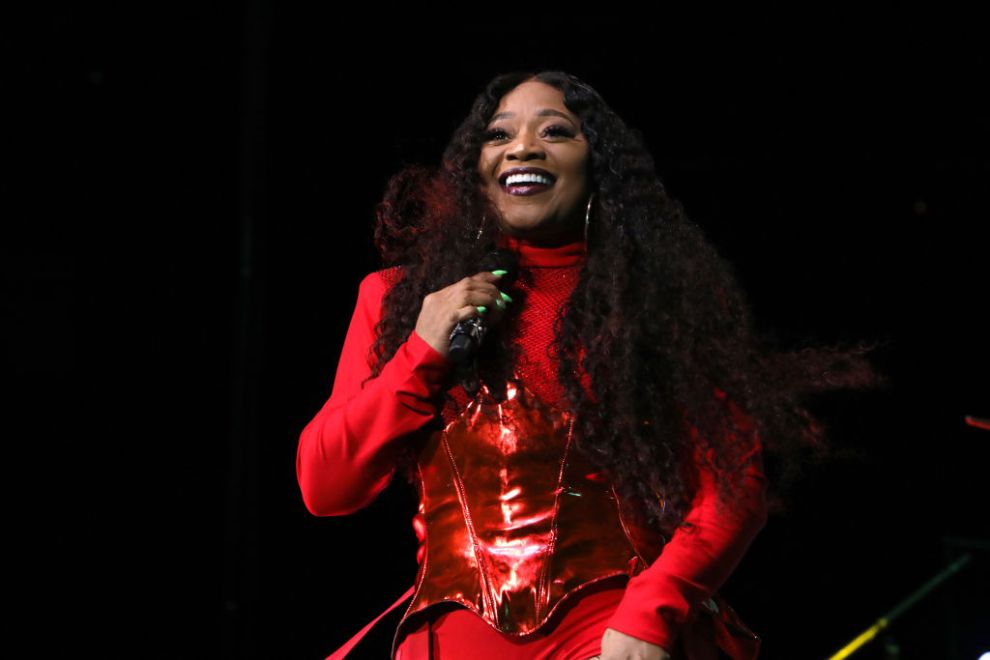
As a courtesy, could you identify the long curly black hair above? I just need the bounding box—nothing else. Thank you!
[368,70,883,533]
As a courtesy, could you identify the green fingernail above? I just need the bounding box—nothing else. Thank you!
[476,305,487,314]
[500,291,513,303]
[491,269,508,277]
[495,296,506,310]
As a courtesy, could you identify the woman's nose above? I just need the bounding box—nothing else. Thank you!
[507,131,544,160]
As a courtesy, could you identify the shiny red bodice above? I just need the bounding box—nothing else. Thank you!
[393,379,666,655]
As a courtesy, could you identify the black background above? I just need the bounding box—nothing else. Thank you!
[5,4,988,659]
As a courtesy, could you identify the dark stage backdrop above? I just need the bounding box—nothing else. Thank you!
[6,5,988,659]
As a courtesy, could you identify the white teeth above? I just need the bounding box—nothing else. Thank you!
[505,172,553,187]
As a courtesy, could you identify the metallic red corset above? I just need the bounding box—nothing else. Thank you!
[391,379,667,655]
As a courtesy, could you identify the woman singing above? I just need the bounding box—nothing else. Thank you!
[297,71,878,659]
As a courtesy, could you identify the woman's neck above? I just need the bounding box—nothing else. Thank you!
[497,233,587,268]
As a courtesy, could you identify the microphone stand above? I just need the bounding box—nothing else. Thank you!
[826,553,973,659]
[828,413,986,659]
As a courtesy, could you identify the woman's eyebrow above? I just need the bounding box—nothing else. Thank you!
[489,109,576,123]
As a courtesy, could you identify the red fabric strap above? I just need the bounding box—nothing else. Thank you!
[325,584,416,660]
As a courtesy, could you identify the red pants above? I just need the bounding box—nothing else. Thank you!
[395,581,627,660]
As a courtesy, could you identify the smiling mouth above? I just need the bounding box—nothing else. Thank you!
[500,171,556,196]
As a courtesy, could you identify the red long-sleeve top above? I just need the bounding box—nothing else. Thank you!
[297,236,768,652]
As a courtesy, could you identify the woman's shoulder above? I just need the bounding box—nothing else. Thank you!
[357,265,405,298]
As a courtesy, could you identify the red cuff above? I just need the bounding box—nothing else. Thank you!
[406,331,450,374]
[380,330,450,404]
[604,574,686,650]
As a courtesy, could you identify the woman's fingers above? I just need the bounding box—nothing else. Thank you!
[452,304,487,323]
[454,273,510,312]
[462,277,503,301]
[413,271,513,355]
[454,297,508,324]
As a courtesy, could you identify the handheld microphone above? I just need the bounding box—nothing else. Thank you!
[447,249,518,365]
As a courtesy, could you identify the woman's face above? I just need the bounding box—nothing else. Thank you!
[478,81,590,242]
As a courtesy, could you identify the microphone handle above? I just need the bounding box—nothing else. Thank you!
[448,317,487,365]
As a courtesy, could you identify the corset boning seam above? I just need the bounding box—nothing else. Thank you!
[440,430,499,617]
[536,415,574,617]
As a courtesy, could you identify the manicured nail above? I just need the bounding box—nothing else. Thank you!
[500,291,513,303]
[491,269,508,277]
[495,296,506,310]
[476,305,487,315]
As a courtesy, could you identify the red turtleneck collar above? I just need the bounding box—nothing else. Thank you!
[497,234,587,268]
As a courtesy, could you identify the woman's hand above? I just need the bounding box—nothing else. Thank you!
[413,271,509,356]
[586,627,671,660]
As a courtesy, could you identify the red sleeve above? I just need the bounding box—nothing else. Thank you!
[296,271,451,516]
[604,400,769,651]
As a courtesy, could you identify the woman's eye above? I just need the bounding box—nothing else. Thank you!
[543,125,574,138]
[483,128,508,141]
[482,125,575,142]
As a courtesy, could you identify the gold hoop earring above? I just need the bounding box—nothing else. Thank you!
[584,193,595,244]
